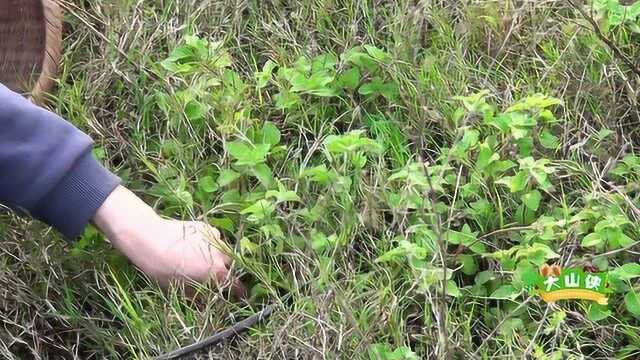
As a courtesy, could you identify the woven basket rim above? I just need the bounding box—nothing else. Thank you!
[31,0,62,102]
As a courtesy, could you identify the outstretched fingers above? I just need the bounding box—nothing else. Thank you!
[197,222,246,299]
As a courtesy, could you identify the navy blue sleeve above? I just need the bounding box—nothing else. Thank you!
[0,83,120,239]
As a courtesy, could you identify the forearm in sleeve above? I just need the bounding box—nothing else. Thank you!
[0,83,120,239]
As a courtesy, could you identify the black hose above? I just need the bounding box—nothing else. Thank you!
[153,305,274,359]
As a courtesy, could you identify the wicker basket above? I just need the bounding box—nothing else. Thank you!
[0,0,62,100]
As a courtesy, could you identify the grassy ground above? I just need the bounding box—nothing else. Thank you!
[2,0,640,358]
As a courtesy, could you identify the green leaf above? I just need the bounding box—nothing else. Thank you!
[337,67,361,90]
[475,270,495,285]
[378,240,428,263]
[476,143,499,170]
[587,304,611,322]
[503,112,537,140]
[184,100,205,120]
[368,344,418,360]
[324,130,382,154]
[447,280,461,297]
[517,137,534,157]
[275,89,301,109]
[376,245,409,263]
[292,56,311,73]
[252,163,274,188]
[227,142,270,166]
[221,69,245,94]
[518,157,554,190]
[300,165,337,184]
[164,45,194,62]
[217,169,241,187]
[521,190,542,211]
[288,69,337,97]
[520,266,543,287]
[490,160,517,176]
[221,189,241,203]
[459,254,478,275]
[358,77,399,100]
[184,35,208,55]
[446,230,468,245]
[256,60,277,88]
[448,224,484,254]
[506,94,562,112]
[175,190,193,209]
[595,214,631,231]
[210,217,234,232]
[311,231,338,253]
[615,263,640,280]
[626,291,640,315]
[421,267,455,289]
[515,243,560,265]
[490,285,520,299]
[581,233,603,247]
[363,45,392,63]
[227,142,251,159]
[459,129,480,150]
[496,171,528,193]
[161,36,231,74]
[198,175,218,193]
[311,53,338,72]
[240,237,259,255]
[468,241,486,254]
[539,129,559,149]
[629,2,640,18]
[161,45,196,73]
[260,122,281,147]
[608,229,634,248]
[343,48,378,72]
[265,182,300,203]
[240,199,275,222]
[454,90,492,113]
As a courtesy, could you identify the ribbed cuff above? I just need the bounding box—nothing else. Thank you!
[34,151,121,240]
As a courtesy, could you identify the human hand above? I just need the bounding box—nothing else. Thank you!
[93,186,242,293]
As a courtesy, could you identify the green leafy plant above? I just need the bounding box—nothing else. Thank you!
[593,0,640,32]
